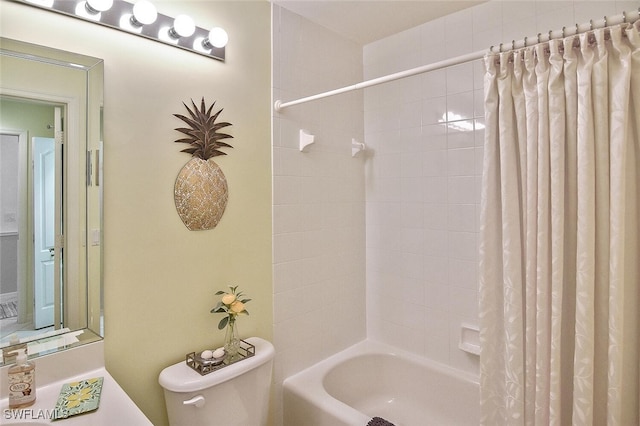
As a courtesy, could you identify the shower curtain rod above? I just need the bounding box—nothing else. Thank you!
[274,9,640,112]
[274,49,485,111]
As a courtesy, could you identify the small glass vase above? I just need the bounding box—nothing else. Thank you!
[224,317,241,362]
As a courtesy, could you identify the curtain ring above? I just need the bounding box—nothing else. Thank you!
[575,23,579,35]
[622,11,626,23]
[537,33,541,43]
[603,16,607,27]
[562,27,566,38]
[511,40,515,50]
[590,19,594,31]
[499,42,503,52]
[524,36,528,47]
[548,30,553,41]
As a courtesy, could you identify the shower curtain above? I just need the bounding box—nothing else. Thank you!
[479,22,640,425]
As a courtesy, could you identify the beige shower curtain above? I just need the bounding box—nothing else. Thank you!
[479,22,640,425]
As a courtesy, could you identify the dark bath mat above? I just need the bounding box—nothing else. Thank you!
[367,417,396,426]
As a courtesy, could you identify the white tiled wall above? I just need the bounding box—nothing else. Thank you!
[272,4,366,424]
[363,0,638,376]
[363,11,483,375]
[273,0,638,422]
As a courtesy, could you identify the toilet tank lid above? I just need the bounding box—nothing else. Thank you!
[158,337,275,393]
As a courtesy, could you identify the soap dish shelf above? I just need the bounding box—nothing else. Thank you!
[186,339,255,376]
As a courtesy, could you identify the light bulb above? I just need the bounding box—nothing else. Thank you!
[131,0,157,26]
[85,0,113,13]
[169,14,195,38]
[204,27,228,48]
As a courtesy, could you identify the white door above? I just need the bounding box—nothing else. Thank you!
[33,136,55,329]
[33,105,63,330]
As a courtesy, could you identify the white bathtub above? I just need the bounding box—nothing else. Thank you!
[283,339,479,426]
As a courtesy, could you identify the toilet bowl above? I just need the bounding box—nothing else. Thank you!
[159,337,274,426]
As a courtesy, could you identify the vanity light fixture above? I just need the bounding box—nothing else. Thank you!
[14,0,226,61]
[169,14,196,39]
[130,0,157,27]
[204,27,228,49]
[85,0,113,14]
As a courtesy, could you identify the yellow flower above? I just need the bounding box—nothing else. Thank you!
[230,301,244,313]
[212,285,251,329]
[221,293,236,305]
[66,388,92,409]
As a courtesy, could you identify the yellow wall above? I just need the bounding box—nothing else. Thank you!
[0,2,272,425]
[0,99,55,324]
[0,99,55,140]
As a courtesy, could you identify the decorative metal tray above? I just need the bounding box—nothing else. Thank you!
[186,339,255,376]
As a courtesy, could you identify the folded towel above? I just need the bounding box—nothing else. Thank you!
[367,417,395,426]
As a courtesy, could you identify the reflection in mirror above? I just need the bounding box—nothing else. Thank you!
[0,38,104,365]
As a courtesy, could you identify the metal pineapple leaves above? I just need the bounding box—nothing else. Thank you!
[173,98,233,231]
[174,98,233,159]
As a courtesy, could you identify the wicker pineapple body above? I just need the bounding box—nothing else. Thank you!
[174,158,228,230]
[173,98,233,231]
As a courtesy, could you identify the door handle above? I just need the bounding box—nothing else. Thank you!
[49,247,55,257]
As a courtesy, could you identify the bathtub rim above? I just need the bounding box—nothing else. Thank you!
[283,338,479,425]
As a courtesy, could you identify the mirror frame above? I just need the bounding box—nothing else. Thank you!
[0,37,104,364]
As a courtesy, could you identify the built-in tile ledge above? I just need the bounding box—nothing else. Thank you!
[459,323,480,356]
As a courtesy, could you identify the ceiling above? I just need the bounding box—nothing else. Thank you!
[272,0,484,45]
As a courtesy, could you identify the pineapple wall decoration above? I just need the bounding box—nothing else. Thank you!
[173,98,233,231]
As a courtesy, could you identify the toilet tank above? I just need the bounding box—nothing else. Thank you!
[159,337,275,426]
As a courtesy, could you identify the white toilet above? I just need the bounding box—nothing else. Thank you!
[159,336,275,426]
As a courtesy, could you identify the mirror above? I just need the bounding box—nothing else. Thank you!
[0,38,103,365]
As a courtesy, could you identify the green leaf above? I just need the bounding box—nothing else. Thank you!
[218,316,229,330]
[215,290,225,295]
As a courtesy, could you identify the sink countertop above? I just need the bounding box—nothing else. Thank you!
[1,367,152,425]
[0,341,151,425]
